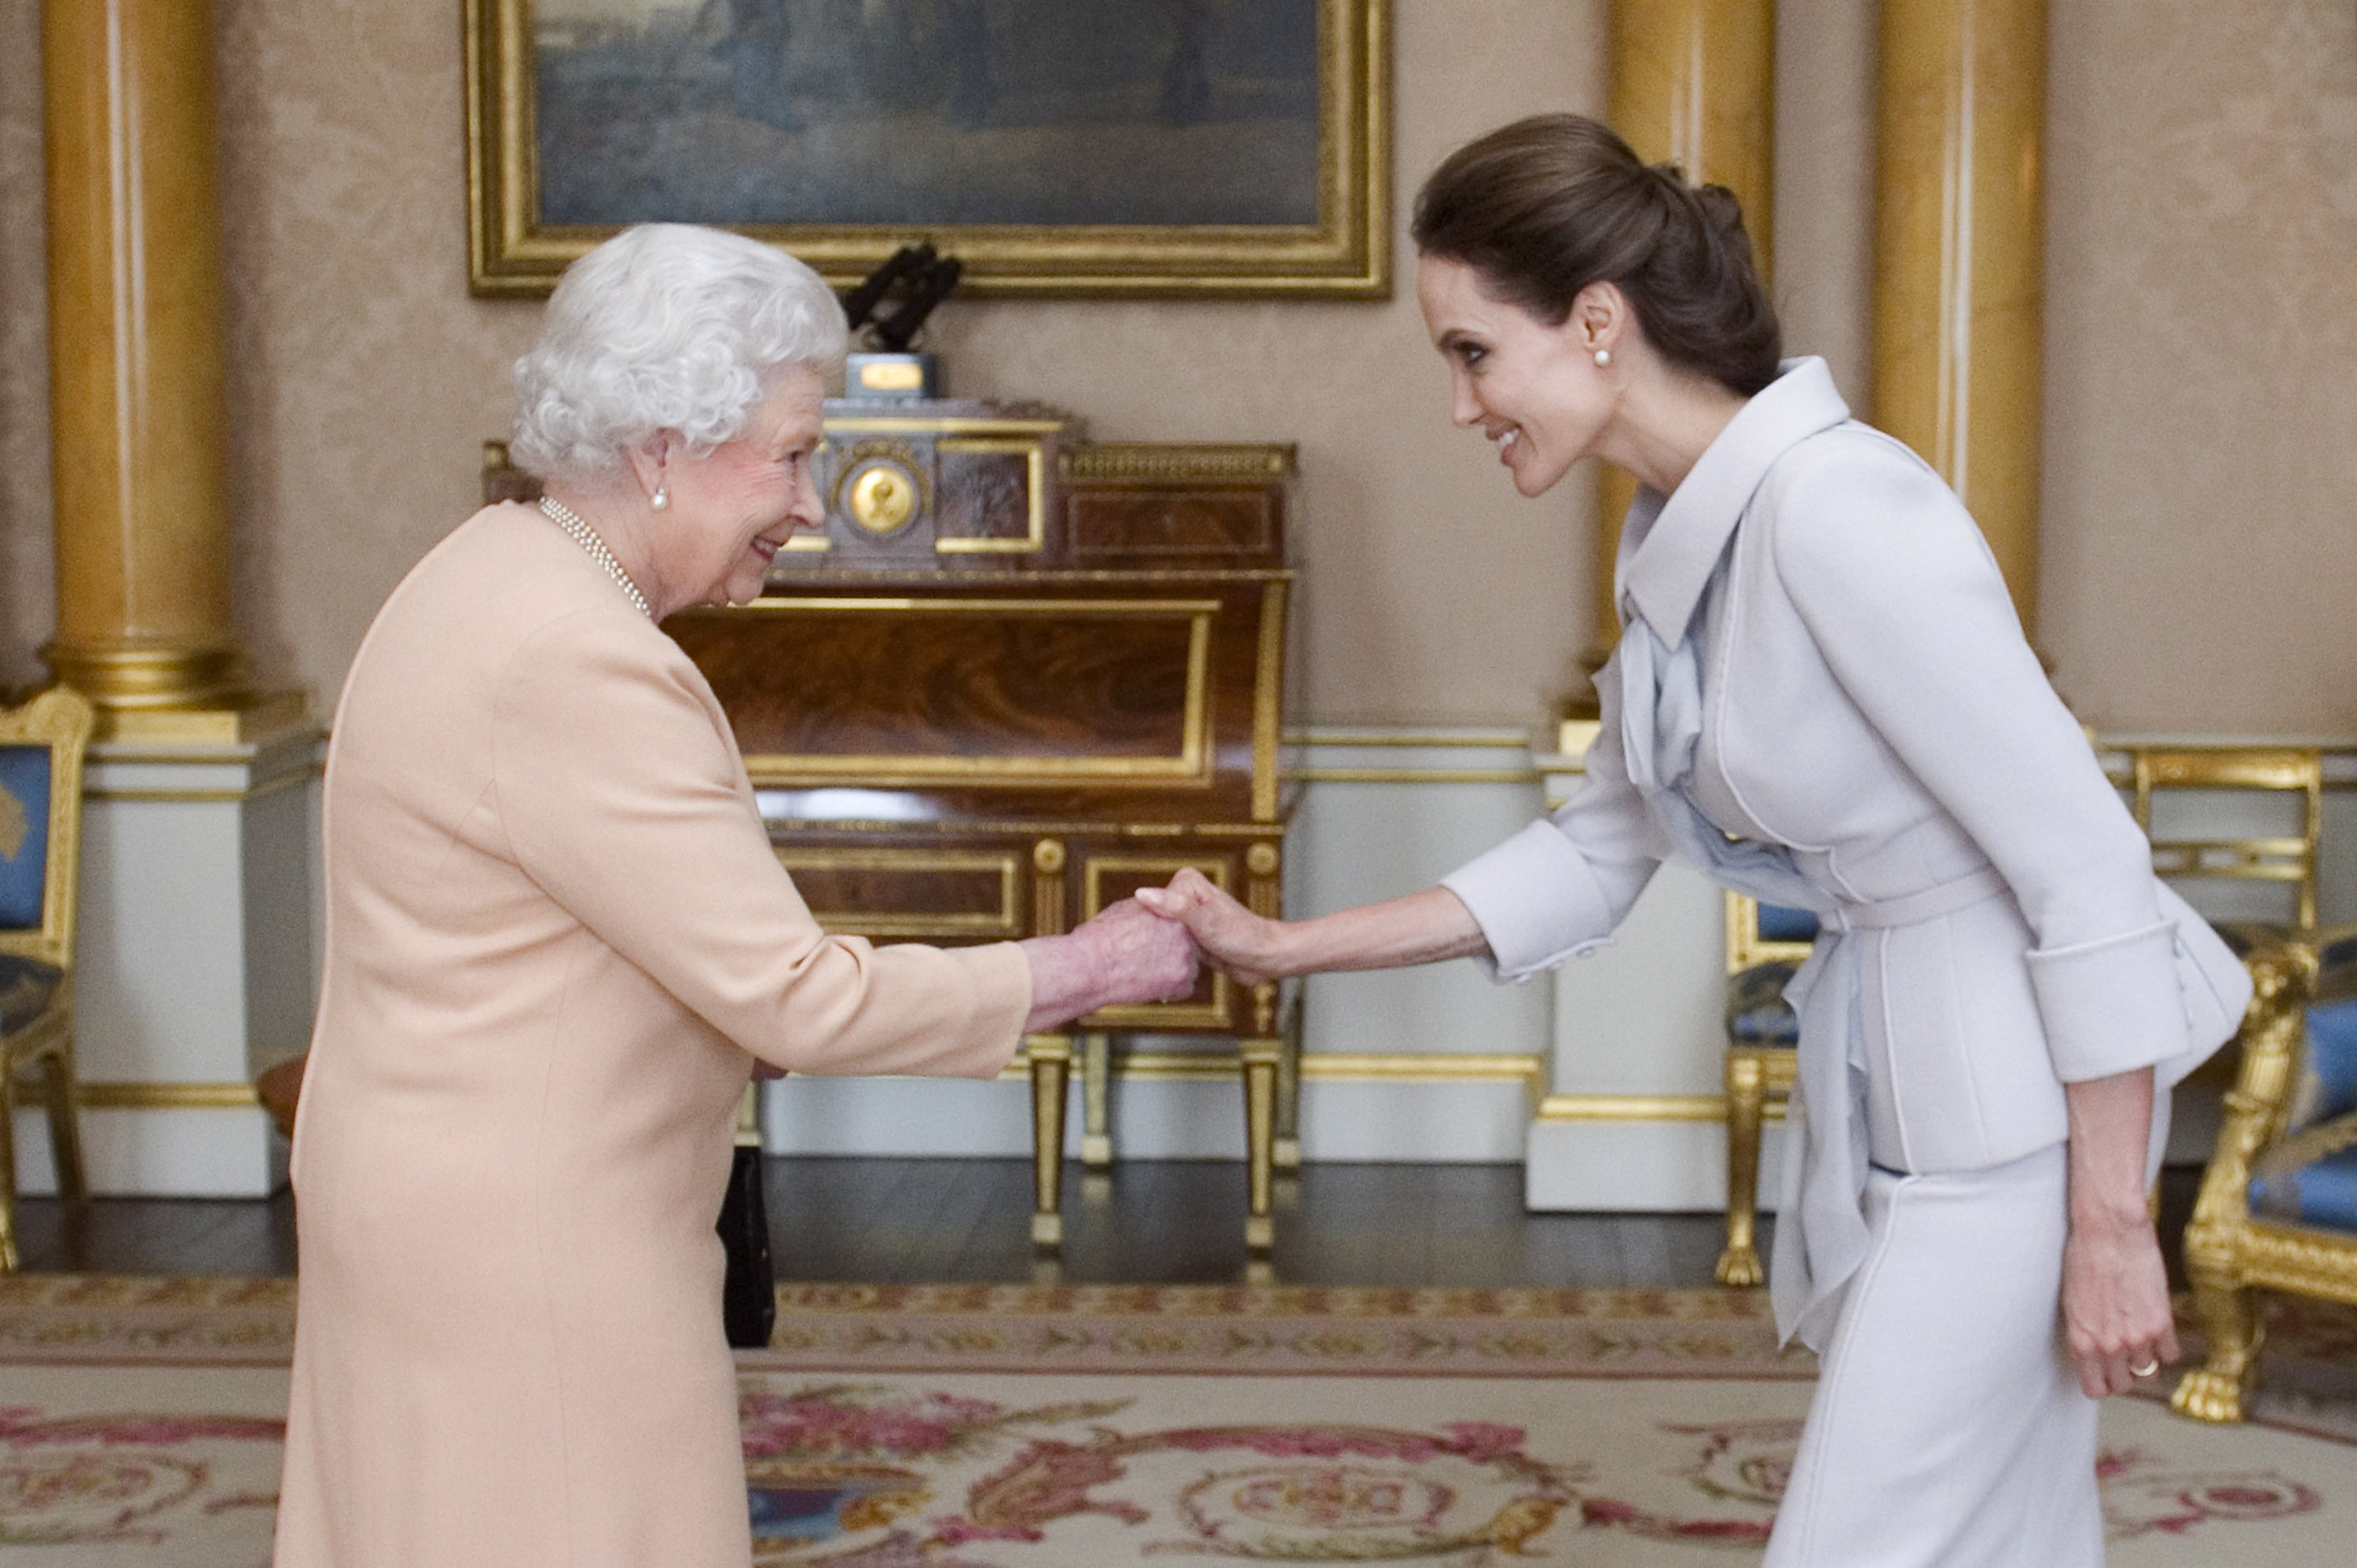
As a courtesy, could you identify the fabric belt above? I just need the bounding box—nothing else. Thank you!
[1826,863,2009,931]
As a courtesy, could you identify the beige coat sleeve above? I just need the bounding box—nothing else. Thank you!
[489,607,1030,1078]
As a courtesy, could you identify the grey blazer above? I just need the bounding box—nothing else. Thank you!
[1446,359,2245,1181]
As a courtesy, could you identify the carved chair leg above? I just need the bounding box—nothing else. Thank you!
[1079,1032,1113,1171]
[1027,1036,1072,1249]
[1241,1038,1281,1253]
[39,1039,86,1203]
[1717,1053,1767,1288]
[0,1057,19,1273]
[1273,984,1303,1174]
[2172,1236,2263,1423]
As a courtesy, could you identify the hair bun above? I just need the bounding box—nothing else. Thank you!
[1692,183,1748,240]
[1411,114,1781,397]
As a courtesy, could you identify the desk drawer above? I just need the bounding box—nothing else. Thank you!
[772,846,1025,941]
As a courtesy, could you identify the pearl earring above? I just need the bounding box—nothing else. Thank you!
[651,486,669,511]
[1593,348,1612,368]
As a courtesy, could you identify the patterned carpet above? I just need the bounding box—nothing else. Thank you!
[3,1277,2355,1565]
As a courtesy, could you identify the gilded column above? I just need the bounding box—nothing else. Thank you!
[1871,0,2047,640]
[42,0,289,735]
[1573,0,1776,718]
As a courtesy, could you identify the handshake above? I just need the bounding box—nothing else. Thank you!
[1020,870,1267,1034]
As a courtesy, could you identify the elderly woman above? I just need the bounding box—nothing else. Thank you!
[273,224,1195,1568]
[1140,115,2247,1564]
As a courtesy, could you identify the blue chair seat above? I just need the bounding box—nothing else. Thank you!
[0,954,60,1035]
[2245,985,2357,1235]
[1726,962,1800,1048]
[2250,1143,2357,1233]
[2297,990,2357,1119]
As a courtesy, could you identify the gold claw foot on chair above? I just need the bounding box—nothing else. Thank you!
[2169,1365,2252,1424]
[1029,1211,1064,1249]
[1714,1244,1765,1288]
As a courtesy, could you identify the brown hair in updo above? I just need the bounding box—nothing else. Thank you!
[1412,114,1780,397]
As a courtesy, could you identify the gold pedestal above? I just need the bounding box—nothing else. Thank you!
[1581,1,1778,715]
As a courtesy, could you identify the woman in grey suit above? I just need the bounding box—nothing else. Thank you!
[1139,115,2247,1566]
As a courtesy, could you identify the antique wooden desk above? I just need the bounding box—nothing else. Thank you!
[492,405,1299,1251]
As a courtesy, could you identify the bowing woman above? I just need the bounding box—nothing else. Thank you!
[1138,115,2248,1566]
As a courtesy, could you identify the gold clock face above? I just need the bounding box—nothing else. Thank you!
[848,462,919,534]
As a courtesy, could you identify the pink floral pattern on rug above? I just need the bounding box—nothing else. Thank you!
[733,1385,2335,1565]
[0,1406,281,1546]
[741,1383,1576,1565]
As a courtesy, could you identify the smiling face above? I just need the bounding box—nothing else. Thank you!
[1417,254,1617,499]
[648,364,827,610]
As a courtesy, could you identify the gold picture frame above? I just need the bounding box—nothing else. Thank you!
[466,0,1390,299]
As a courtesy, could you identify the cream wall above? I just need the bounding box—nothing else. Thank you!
[2043,0,2357,732]
[0,0,2351,733]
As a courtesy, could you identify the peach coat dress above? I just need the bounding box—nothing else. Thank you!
[273,502,1032,1568]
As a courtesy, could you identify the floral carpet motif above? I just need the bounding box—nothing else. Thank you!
[1,1278,2352,1565]
[720,1376,2343,1566]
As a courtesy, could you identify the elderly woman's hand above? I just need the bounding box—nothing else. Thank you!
[1133,868,1290,987]
[1020,898,1200,1032]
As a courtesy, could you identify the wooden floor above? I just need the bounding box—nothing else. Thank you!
[8,1158,1742,1288]
[8,1156,2207,1290]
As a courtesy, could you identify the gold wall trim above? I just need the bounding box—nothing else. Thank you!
[1285,728,1534,749]
[734,598,1213,787]
[1303,1052,1542,1083]
[1285,768,1541,786]
[995,1050,1542,1085]
[78,1082,260,1111]
[933,439,1047,555]
[1535,1093,1788,1124]
[1061,445,1298,483]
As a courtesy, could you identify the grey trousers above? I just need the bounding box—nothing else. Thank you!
[1765,1143,2105,1566]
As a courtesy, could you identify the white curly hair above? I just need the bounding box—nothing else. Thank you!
[509,224,848,485]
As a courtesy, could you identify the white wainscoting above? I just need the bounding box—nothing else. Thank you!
[11,726,324,1198]
[27,726,2355,1203]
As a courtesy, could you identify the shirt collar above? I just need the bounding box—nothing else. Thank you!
[1617,357,1852,643]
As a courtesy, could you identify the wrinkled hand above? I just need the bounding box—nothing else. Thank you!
[1020,897,1200,1032]
[1079,897,1201,1009]
[2062,1211,2180,1398]
[1133,868,1287,987]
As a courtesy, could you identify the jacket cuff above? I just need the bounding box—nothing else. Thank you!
[2025,919,2189,1082]
[950,941,1033,1079]
[1439,821,1615,983]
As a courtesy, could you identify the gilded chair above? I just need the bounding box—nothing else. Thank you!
[2172,927,2357,1423]
[0,687,96,1273]
[2132,746,2321,934]
[2131,745,2321,1109]
[1715,893,1819,1287]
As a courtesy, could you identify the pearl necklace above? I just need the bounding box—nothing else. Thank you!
[538,496,652,619]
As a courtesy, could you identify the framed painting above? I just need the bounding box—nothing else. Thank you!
[467,0,1390,297]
